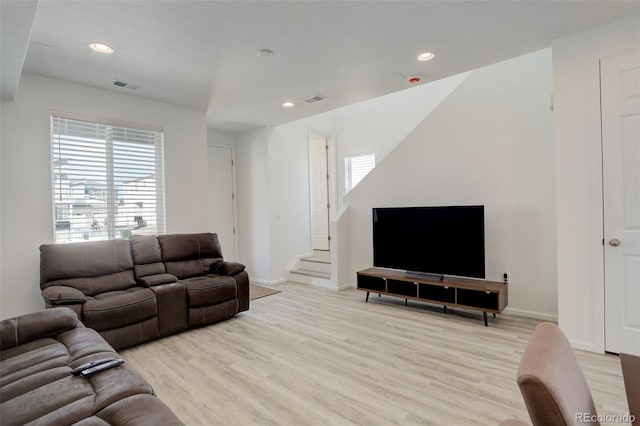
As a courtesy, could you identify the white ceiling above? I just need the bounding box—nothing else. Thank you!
[3,1,640,132]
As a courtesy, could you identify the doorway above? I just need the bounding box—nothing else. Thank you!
[309,133,330,252]
[601,49,640,355]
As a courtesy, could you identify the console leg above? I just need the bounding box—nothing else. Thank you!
[483,312,488,327]
[492,313,496,318]
[443,305,447,314]
[365,291,370,303]
[405,299,408,306]
[378,293,381,298]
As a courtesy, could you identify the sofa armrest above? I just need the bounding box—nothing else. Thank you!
[213,261,246,276]
[0,307,79,350]
[138,273,178,287]
[42,285,87,305]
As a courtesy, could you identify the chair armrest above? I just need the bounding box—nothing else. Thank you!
[0,308,79,350]
[42,285,87,305]
[213,261,246,276]
[138,273,178,287]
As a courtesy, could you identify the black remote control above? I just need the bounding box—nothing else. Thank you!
[79,358,125,377]
[71,357,116,375]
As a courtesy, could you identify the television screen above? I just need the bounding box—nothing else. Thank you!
[372,205,485,279]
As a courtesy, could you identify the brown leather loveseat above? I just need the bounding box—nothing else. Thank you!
[39,233,249,350]
[0,308,183,425]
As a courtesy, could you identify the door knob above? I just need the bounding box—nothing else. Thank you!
[609,238,621,247]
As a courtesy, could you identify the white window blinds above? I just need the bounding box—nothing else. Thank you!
[51,114,166,242]
[345,153,375,192]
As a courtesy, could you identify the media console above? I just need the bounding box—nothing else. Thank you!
[356,267,508,326]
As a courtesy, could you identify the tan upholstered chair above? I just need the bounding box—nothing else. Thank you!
[515,322,599,426]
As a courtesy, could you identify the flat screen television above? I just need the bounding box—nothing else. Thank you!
[372,205,485,279]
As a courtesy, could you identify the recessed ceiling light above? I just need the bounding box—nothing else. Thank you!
[417,51,435,62]
[257,48,275,57]
[88,42,114,55]
[282,101,295,108]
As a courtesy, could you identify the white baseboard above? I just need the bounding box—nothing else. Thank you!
[568,339,604,354]
[335,282,352,291]
[503,306,558,322]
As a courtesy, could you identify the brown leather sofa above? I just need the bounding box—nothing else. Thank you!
[0,308,183,425]
[39,233,249,350]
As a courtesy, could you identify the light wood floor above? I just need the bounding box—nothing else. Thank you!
[120,283,630,425]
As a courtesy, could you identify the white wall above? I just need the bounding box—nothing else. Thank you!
[235,126,272,283]
[236,48,558,321]
[553,15,640,352]
[0,73,208,319]
[258,74,466,283]
[237,50,558,321]
[267,124,315,282]
[346,49,558,319]
[332,73,469,206]
[207,128,237,148]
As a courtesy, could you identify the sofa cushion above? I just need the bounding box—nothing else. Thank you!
[40,240,136,296]
[182,276,236,308]
[40,239,134,284]
[130,234,167,279]
[0,308,78,350]
[1,371,95,425]
[94,394,183,425]
[42,271,137,297]
[158,233,223,279]
[158,233,223,261]
[138,273,178,287]
[0,310,182,426]
[188,299,238,327]
[82,288,157,331]
[213,261,246,276]
[41,286,88,305]
[98,318,159,351]
[164,259,212,280]
[1,324,122,425]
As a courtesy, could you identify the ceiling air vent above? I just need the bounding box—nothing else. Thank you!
[113,80,141,90]
[304,94,327,104]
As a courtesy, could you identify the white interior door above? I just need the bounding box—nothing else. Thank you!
[602,49,640,356]
[207,146,236,261]
[309,134,330,251]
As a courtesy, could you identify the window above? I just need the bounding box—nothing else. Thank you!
[345,153,375,192]
[51,114,165,242]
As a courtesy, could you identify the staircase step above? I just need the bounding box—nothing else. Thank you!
[301,255,331,264]
[289,269,333,288]
[299,257,331,274]
[291,268,331,279]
